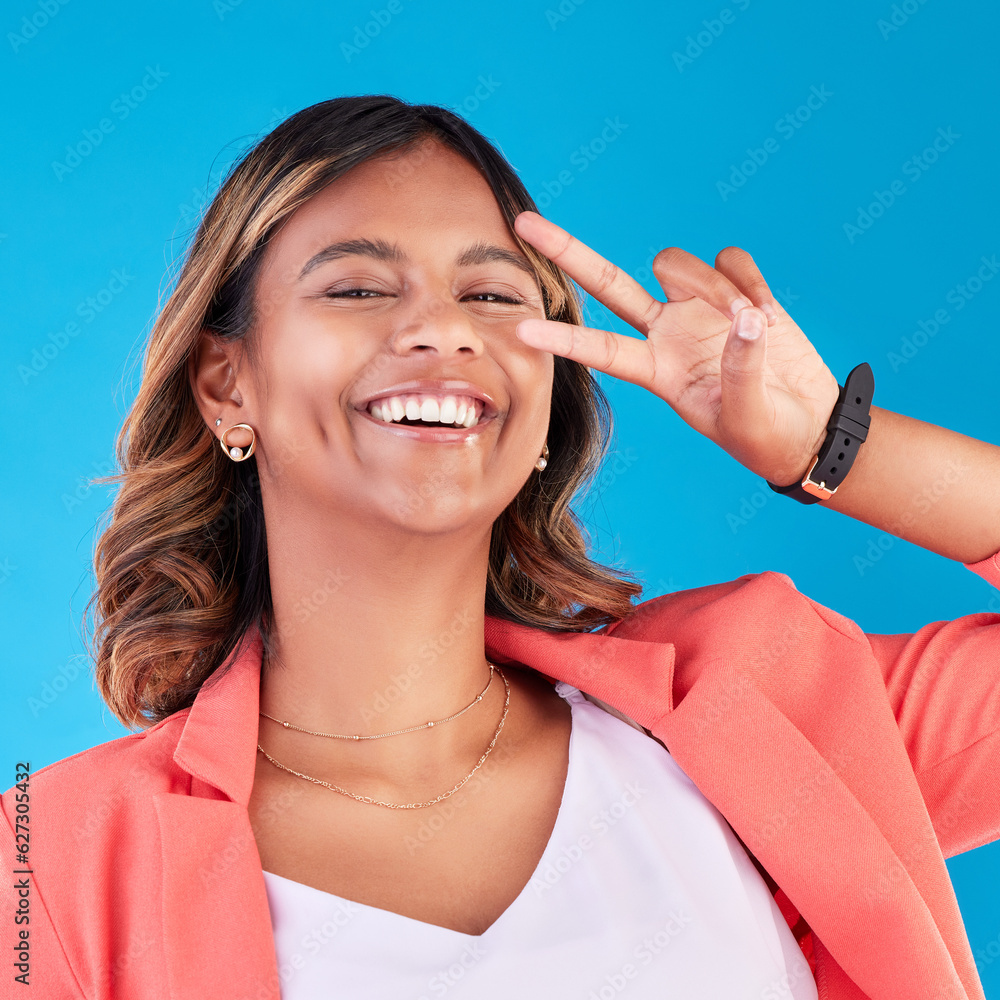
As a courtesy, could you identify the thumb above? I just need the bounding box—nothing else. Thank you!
[718,306,773,445]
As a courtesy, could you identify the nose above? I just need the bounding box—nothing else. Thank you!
[388,288,486,358]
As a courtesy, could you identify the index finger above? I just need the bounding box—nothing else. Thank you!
[513,211,663,337]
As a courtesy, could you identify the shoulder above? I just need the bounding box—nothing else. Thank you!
[603,568,865,651]
[1,709,192,845]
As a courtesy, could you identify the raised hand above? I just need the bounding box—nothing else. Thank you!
[513,211,841,486]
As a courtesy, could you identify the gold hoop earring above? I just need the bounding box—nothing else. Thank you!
[535,442,549,471]
[220,423,256,462]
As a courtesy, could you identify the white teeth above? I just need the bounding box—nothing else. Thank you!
[366,393,483,428]
[438,396,457,424]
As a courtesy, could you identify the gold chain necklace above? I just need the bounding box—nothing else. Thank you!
[259,663,496,740]
[256,667,510,810]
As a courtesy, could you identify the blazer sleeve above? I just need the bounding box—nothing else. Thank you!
[1,788,87,999]
[800,548,1000,859]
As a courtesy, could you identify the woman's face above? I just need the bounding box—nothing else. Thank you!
[231,138,553,538]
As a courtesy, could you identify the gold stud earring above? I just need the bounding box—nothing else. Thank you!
[535,442,549,471]
[220,423,256,462]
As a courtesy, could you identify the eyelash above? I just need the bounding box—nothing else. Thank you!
[324,288,526,305]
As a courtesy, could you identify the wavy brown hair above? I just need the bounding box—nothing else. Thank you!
[86,95,645,730]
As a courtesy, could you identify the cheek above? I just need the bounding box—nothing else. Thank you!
[254,312,371,464]
[266,303,370,402]
[509,348,554,426]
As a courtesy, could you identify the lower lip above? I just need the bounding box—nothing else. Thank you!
[355,407,496,441]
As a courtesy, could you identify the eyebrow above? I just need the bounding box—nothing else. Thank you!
[297,238,539,283]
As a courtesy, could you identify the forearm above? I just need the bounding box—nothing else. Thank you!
[818,405,1000,564]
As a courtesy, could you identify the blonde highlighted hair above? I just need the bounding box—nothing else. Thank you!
[87,95,644,730]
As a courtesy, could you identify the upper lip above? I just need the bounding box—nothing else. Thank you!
[353,380,500,420]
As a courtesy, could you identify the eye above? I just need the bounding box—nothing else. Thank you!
[324,288,385,299]
[323,288,526,305]
[466,291,526,305]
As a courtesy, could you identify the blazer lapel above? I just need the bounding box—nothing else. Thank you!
[154,794,281,1000]
[155,627,283,1000]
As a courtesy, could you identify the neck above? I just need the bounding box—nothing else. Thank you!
[256,497,510,785]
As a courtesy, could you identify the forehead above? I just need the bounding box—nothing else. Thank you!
[266,139,519,268]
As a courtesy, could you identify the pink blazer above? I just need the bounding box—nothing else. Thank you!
[4,551,1000,1000]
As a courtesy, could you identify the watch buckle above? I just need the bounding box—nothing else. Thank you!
[801,455,838,501]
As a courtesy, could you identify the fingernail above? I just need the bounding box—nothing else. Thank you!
[761,301,779,324]
[731,297,753,317]
[736,309,762,340]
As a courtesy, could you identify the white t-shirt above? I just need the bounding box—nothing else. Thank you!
[262,681,818,999]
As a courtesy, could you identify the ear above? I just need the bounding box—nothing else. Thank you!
[187,329,246,431]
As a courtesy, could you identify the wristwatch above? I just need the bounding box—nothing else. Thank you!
[766,362,875,504]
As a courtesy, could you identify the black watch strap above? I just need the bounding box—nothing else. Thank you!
[766,362,875,504]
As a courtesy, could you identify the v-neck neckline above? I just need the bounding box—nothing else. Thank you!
[262,682,581,940]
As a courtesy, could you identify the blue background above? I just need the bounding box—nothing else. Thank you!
[2,0,998,987]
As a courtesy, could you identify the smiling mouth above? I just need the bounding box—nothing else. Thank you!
[366,394,487,429]
[357,405,496,439]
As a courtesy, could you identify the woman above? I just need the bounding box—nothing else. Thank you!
[3,95,998,1000]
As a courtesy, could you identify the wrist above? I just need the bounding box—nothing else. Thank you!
[765,363,875,504]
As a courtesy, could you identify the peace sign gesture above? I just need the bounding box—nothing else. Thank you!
[513,211,841,487]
